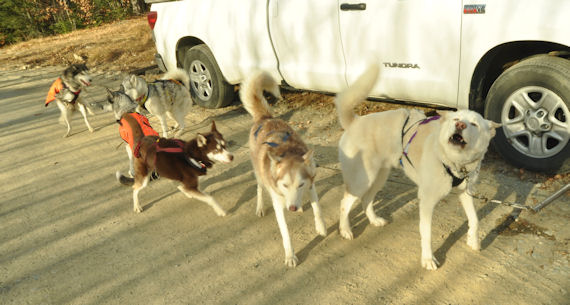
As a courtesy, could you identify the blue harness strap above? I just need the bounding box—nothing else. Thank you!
[254,124,263,138]
[263,131,291,148]
[254,122,292,148]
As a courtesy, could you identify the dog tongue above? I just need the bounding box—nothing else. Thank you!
[289,206,297,212]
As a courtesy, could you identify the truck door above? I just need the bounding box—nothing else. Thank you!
[339,1,461,107]
[268,0,346,92]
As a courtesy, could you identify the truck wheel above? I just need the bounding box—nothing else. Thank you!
[484,55,570,172]
[183,44,234,108]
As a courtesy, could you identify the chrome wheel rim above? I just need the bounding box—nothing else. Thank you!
[501,86,570,158]
[189,60,213,101]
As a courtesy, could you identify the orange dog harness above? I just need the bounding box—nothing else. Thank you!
[45,78,80,106]
[119,113,159,150]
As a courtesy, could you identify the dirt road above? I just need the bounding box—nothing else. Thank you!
[0,67,568,305]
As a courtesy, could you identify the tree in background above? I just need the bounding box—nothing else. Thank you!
[0,0,147,46]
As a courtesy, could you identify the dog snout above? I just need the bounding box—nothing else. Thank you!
[288,205,297,212]
[455,121,467,131]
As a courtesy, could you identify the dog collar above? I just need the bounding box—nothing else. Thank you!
[188,157,206,169]
[136,93,147,105]
[443,163,466,187]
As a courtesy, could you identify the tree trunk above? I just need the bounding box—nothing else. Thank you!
[130,0,147,15]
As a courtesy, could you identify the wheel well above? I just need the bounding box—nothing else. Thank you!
[175,37,205,68]
[469,41,570,113]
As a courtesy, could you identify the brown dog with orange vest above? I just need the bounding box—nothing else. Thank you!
[116,120,234,215]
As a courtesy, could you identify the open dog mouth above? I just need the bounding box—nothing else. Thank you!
[449,133,467,147]
[81,80,91,86]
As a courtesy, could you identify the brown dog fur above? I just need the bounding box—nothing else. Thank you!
[117,121,233,215]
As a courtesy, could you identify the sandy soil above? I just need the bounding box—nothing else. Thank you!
[0,18,569,305]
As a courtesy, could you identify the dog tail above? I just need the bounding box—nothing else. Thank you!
[335,64,379,129]
[162,68,190,89]
[240,71,282,122]
[116,171,134,186]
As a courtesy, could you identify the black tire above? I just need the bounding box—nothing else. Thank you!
[484,55,570,172]
[183,44,234,108]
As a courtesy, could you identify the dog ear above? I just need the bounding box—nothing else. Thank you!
[303,149,314,165]
[211,120,217,132]
[106,88,114,100]
[435,110,454,119]
[197,134,207,147]
[488,120,502,138]
[129,75,137,84]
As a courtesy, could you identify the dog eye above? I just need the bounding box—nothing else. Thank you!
[283,183,289,188]
[471,122,478,127]
[298,183,304,188]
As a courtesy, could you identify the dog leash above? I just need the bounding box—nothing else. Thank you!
[465,177,569,212]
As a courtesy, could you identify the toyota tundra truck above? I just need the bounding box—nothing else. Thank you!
[145,0,570,172]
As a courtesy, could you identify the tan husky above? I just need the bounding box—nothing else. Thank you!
[240,71,327,267]
[336,65,500,270]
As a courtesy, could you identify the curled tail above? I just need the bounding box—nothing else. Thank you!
[240,71,282,122]
[116,171,134,186]
[335,65,379,129]
[162,68,190,89]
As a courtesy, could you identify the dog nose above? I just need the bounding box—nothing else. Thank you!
[289,205,297,212]
[228,154,234,161]
[455,121,467,130]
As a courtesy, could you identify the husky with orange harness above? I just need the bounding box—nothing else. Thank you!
[45,64,94,137]
[121,68,193,138]
[105,88,150,177]
[116,121,233,215]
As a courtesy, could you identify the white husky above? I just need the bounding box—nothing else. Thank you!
[121,68,192,137]
[240,71,327,267]
[336,65,500,270]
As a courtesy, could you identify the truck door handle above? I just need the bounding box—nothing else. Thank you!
[340,3,366,11]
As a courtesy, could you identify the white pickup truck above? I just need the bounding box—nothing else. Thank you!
[146,0,570,172]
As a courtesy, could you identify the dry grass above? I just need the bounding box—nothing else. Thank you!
[0,17,155,72]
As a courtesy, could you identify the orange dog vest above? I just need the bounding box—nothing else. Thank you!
[119,113,159,150]
[45,78,80,106]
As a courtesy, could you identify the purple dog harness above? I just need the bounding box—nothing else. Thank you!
[399,114,466,187]
[400,115,440,167]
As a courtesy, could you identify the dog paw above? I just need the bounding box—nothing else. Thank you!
[88,128,94,133]
[421,256,439,271]
[340,228,354,240]
[256,209,265,217]
[134,206,143,213]
[216,209,227,217]
[316,221,327,236]
[369,216,388,227]
[284,255,299,267]
[63,133,70,138]
[467,235,480,251]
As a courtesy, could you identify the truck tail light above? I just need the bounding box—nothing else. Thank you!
[147,11,158,30]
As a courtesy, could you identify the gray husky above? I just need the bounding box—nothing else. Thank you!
[104,88,150,177]
[104,88,139,121]
[121,68,192,138]
[45,64,94,137]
